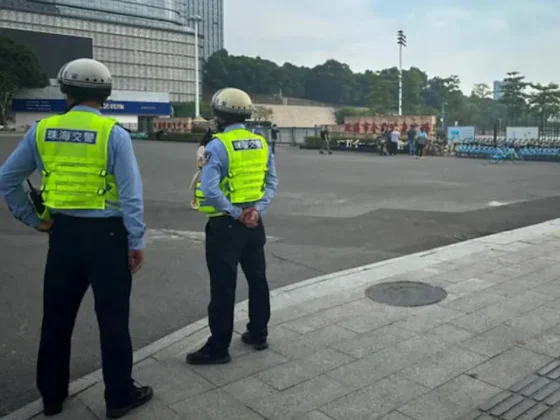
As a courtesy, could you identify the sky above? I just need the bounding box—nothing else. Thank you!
[224,0,559,95]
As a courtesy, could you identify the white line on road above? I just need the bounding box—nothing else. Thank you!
[146,229,281,243]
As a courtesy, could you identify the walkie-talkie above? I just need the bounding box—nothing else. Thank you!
[26,179,46,216]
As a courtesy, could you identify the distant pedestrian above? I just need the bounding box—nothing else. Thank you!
[416,126,427,158]
[320,126,332,154]
[407,126,416,157]
[270,123,279,154]
[190,127,214,209]
[390,127,400,155]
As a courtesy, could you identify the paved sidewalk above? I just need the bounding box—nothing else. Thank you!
[6,219,560,420]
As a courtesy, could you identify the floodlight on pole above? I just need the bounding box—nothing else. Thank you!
[397,30,407,116]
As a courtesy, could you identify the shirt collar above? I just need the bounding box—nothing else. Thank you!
[71,105,102,115]
[224,123,245,132]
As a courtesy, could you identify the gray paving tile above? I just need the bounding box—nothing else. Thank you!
[510,375,540,392]
[269,305,311,326]
[533,382,560,401]
[519,326,560,358]
[451,291,553,334]
[394,306,464,333]
[399,346,488,389]
[515,403,550,420]
[538,360,560,376]
[152,328,209,361]
[478,391,513,411]
[421,323,475,347]
[273,325,357,358]
[379,413,415,420]
[519,376,551,397]
[256,348,354,390]
[295,410,334,420]
[221,376,277,404]
[282,299,378,334]
[533,280,560,298]
[458,324,530,358]
[33,397,98,420]
[540,405,560,419]
[502,399,537,420]
[132,357,215,404]
[78,382,180,420]
[398,375,501,420]
[489,394,524,416]
[440,290,506,314]
[330,323,417,359]
[445,278,496,299]
[302,287,366,313]
[321,375,428,420]
[545,387,560,405]
[336,306,410,334]
[509,304,560,336]
[249,375,350,420]
[467,347,553,389]
[171,388,265,420]
[428,269,477,285]
[327,335,446,389]
[190,349,288,386]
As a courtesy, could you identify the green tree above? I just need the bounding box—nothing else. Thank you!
[172,102,214,119]
[528,83,560,125]
[471,83,491,99]
[0,37,48,124]
[499,71,529,122]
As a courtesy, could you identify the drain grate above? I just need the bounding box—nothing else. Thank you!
[365,281,447,307]
[464,360,560,419]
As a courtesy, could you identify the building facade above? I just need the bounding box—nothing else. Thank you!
[181,0,223,59]
[493,80,505,101]
[0,0,202,102]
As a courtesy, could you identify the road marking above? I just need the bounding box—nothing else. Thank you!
[146,229,280,243]
[487,200,524,207]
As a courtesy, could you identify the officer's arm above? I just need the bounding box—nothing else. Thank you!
[254,149,279,216]
[200,140,243,219]
[111,126,146,250]
[0,125,41,227]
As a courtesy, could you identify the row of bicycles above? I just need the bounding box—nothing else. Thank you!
[453,138,560,162]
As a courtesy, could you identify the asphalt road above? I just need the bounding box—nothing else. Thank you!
[1,136,560,415]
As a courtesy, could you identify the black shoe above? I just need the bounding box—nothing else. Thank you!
[43,402,63,417]
[106,385,153,419]
[186,346,232,365]
[43,391,68,416]
[241,332,269,351]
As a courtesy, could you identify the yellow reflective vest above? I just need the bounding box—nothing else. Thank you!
[35,111,121,217]
[195,129,269,217]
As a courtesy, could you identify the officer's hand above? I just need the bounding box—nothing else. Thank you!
[34,220,53,233]
[128,249,145,274]
[240,208,259,228]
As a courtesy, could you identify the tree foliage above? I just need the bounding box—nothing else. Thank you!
[204,49,560,131]
[0,37,48,124]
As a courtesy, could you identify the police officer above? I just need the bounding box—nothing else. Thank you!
[186,88,278,365]
[0,58,152,418]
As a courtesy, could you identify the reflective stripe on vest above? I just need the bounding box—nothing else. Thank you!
[35,111,120,211]
[196,129,269,217]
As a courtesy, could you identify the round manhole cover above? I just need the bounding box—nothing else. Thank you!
[365,281,447,307]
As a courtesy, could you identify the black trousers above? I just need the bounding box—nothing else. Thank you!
[205,215,270,353]
[37,215,134,408]
[417,143,425,156]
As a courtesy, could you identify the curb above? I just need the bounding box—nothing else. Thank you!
[3,217,560,420]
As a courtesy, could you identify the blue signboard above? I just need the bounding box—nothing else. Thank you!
[11,99,172,116]
[447,126,475,145]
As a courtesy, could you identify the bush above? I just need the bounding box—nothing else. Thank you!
[148,132,205,143]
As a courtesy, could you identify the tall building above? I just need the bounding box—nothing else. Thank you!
[181,0,223,59]
[493,80,505,101]
[0,0,201,102]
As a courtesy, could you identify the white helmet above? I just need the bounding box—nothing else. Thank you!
[58,58,112,99]
[211,87,253,118]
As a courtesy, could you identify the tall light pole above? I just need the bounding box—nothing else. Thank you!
[188,15,203,118]
[397,30,407,116]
